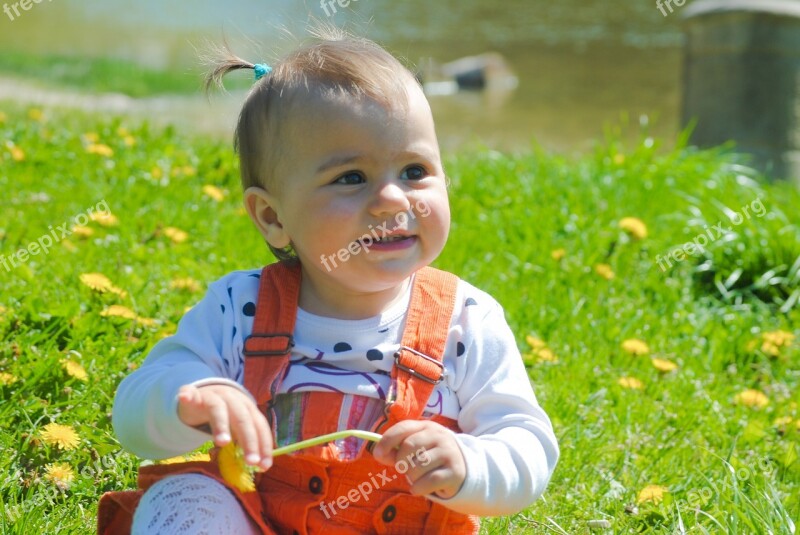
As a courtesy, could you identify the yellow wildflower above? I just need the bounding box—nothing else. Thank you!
[79,273,127,297]
[123,135,136,147]
[525,335,547,350]
[762,330,795,348]
[535,348,558,363]
[618,377,644,390]
[61,239,77,252]
[594,264,615,280]
[218,443,256,492]
[612,153,625,165]
[619,217,648,240]
[622,339,650,356]
[40,423,80,450]
[203,185,226,202]
[151,166,163,179]
[71,225,94,238]
[116,127,129,137]
[27,108,44,122]
[170,278,202,293]
[82,132,99,143]
[637,484,668,505]
[651,358,678,373]
[735,389,769,409]
[86,144,114,157]
[43,463,75,489]
[236,206,248,217]
[0,372,17,385]
[89,211,119,227]
[163,227,188,244]
[100,305,137,320]
[61,360,88,381]
[550,248,566,261]
[8,144,25,162]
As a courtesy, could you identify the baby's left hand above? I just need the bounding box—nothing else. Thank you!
[372,420,466,499]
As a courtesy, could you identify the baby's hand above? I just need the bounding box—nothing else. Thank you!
[177,384,273,470]
[372,420,466,499]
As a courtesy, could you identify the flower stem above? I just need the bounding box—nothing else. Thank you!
[272,430,382,457]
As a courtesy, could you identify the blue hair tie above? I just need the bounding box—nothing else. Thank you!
[254,63,272,81]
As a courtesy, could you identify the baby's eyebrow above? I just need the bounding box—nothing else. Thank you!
[316,154,363,174]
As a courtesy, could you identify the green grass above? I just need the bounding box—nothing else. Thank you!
[0,51,253,97]
[0,103,799,534]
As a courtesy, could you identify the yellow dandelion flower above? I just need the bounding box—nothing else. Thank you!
[135,316,157,327]
[40,423,80,450]
[61,239,77,252]
[170,278,202,293]
[202,185,225,202]
[71,225,94,238]
[774,416,793,430]
[612,153,625,165]
[636,484,668,505]
[0,372,17,385]
[79,273,127,297]
[163,227,188,244]
[86,144,114,157]
[61,360,88,381]
[8,144,25,162]
[735,389,769,409]
[762,330,795,348]
[100,305,137,320]
[536,348,559,363]
[82,132,99,144]
[123,135,136,147]
[761,342,781,357]
[594,263,615,280]
[43,462,75,489]
[619,217,648,240]
[618,376,644,390]
[218,443,256,492]
[651,358,678,373]
[550,248,566,261]
[151,166,163,179]
[622,339,650,356]
[28,108,44,122]
[525,335,547,350]
[89,211,119,227]
[235,206,248,216]
[116,127,129,137]
[181,166,197,177]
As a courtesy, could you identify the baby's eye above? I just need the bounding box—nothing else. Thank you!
[400,165,428,181]
[333,172,365,185]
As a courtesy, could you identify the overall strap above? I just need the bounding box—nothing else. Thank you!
[242,261,301,412]
[377,266,459,433]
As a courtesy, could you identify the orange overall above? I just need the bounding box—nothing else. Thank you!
[98,262,480,534]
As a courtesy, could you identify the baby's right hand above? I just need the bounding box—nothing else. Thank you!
[177,384,273,470]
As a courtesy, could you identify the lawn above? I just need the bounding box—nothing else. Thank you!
[0,104,798,534]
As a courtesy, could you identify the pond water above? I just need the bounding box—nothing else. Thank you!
[1,0,686,152]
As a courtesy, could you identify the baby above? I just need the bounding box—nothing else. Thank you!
[106,27,559,535]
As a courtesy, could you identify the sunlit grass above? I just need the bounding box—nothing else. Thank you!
[1,103,798,533]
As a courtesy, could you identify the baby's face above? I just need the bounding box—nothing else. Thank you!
[264,80,450,298]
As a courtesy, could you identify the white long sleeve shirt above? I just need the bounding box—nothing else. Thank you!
[113,268,559,516]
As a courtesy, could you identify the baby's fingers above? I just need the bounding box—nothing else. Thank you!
[204,392,232,446]
[248,403,273,470]
[229,402,266,468]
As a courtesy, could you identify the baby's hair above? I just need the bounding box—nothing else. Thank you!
[203,24,419,262]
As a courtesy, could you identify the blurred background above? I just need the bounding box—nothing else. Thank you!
[0,0,683,153]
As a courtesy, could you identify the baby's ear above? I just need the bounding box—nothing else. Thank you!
[243,187,291,249]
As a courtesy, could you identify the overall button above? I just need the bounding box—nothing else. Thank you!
[382,505,397,523]
[308,476,323,494]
